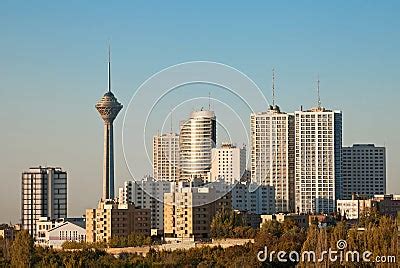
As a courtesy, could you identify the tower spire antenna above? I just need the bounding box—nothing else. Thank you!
[317,74,321,108]
[272,68,275,107]
[170,106,173,133]
[108,43,111,92]
[208,92,211,111]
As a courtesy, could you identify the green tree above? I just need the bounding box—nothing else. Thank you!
[10,230,34,268]
[260,220,282,237]
[210,208,256,238]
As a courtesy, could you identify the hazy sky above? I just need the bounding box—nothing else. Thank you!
[0,1,399,222]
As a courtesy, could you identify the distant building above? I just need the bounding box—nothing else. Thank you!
[179,110,216,180]
[209,143,246,184]
[251,104,295,213]
[21,166,67,237]
[118,177,174,231]
[342,144,386,199]
[372,194,400,218]
[337,194,400,220]
[231,182,276,215]
[235,210,261,229]
[0,224,16,240]
[86,200,150,243]
[35,217,86,248]
[295,106,342,214]
[337,197,373,220]
[164,182,231,241]
[153,133,180,181]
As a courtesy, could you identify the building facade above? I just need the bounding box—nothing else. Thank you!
[295,107,342,214]
[250,105,295,213]
[86,200,151,243]
[209,143,246,184]
[336,198,373,220]
[342,144,386,199]
[231,182,276,215]
[118,176,173,231]
[153,133,180,181]
[21,166,67,236]
[179,110,216,180]
[164,184,231,241]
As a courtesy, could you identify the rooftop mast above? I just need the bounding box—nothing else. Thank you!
[317,75,321,108]
[272,68,275,107]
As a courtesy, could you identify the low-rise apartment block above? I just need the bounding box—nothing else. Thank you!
[86,200,151,243]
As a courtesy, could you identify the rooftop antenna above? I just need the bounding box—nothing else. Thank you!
[108,43,111,92]
[317,74,321,108]
[272,68,275,106]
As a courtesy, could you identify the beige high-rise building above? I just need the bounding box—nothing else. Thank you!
[179,110,216,180]
[153,133,180,181]
[250,105,295,213]
[209,143,246,184]
[164,183,231,241]
[86,200,150,243]
[295,106,342,214]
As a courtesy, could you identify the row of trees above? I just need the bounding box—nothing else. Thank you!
[0,212,398,267]
[61,233,153,250]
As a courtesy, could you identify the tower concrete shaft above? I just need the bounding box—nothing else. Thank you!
[95,48,122,200]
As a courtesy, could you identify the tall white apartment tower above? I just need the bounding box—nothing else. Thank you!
[153,133,180,181]
[251,107,295,212]
[294,105,343,214]
[179,110,216,180]
[342,144,386,199]
[21,166,67,236]
[250,71,295,212]
[209,143,246,184]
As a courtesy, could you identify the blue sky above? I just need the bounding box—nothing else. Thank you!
[0,1,399,222]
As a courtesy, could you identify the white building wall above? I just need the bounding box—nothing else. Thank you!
[295,108,342,214]
[209,144,246,184]
[250,107,295,213]
[36,219,85,248]
[119,177,173,231]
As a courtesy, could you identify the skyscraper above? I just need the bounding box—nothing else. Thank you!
[179,110,216,180]
[250,70,295,212]
[342,144,386,199]
[21,166,67,236]
[95,48,123,200]
[294,88,342,213]
[153,133,180,181]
